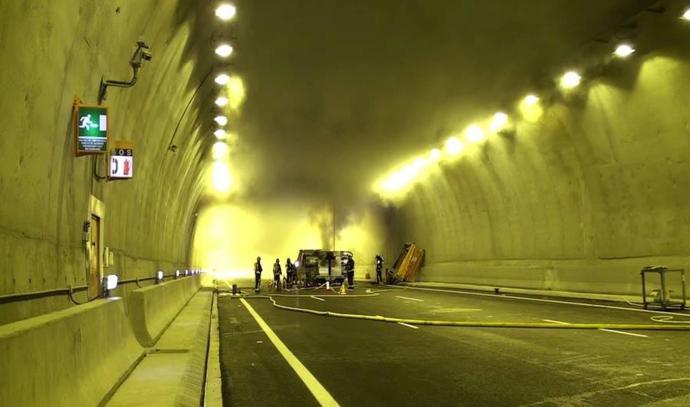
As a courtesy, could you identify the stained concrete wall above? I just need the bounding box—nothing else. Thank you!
[392,17,690,295]
[0,297,144,406]
[0,1,215,322]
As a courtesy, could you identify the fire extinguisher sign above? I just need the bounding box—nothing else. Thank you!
[109,142,134,180]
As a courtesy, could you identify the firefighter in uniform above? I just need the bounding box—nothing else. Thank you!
[285,258,295,288]
[345,255,355,289]
[375,254,384,284]
[273,258,282,290]
[254,256,263,292]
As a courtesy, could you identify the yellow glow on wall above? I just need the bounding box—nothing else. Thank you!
[682,8,690,21]
[430,148,442,161]
[224,76,246,111]
[212,141,230,160]
[465,125,485,143]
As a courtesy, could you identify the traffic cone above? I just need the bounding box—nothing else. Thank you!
[339,282,347,295]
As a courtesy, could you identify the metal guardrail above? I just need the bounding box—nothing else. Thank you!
[0,273,196,305]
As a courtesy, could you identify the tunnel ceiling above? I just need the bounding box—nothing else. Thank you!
[220,0,657,204]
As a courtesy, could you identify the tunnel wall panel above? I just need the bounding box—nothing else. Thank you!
[127,275,201,347]
[0,1,213,322]
[0,298,143,407]
[394,46,690,295]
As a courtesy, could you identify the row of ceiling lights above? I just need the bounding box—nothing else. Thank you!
[376,6,690,197]
[209,3,238,195]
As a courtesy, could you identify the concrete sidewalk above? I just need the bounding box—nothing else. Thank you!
[107,290,215,406]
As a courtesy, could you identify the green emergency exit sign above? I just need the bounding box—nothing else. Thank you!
[74,104,108,155]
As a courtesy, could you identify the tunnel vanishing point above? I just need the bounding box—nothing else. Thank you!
[2,1,690,406]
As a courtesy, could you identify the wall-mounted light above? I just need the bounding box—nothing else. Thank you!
[524,94,540,106]
[175,270,180,279]
[445,136,464,155]
[214,129,227,140]
[560,71,581,89]
[430,148,442,161]
[156,270,164,283]
[216,4,237,21]
[214,115,228,126]
[215,74,230,85]
[215,44,234,58]
[212,141,230,159]
[215,96,229,107]
[465,125,485,143]
[614,43,635,58]
[102,274,119,297]
[490,112,509,133]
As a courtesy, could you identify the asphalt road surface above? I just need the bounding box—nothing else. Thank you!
[218,284,690,406]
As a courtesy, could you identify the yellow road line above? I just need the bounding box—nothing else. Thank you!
[240,298,339,407]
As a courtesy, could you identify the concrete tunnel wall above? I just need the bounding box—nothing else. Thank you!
[391,19,690,295]
[0,1,216,322]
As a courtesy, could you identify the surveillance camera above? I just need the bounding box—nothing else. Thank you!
[142,49,152,61]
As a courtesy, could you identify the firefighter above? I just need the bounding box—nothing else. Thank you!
[345,255,355,289]
[375,254,384,284]
[273,258,282,290]
[254,256,263,292]
[285,258,295,288]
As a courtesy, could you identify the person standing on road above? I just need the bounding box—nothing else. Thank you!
[375,254,384,284]
[285,258,295,288]
[254,256,263,292]
[345,255,355,289]
[273,258,282,290]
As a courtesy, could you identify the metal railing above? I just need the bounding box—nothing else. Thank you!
[0,272,198,306]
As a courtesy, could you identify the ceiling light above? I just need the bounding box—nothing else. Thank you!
[682,8,690,21]
[430,148,442,161]
[215,44,234,58]
[524,94,540,106]
[560,71,581,89]
[215,4,237,21]
[465,125,485,143]
[445,137,464,155]
[215,74,230,85]
[614,44,635,58]
[212,141,230,160]
[214,115,228,126]
[215,96,229,107]
[490,112,509,133]
[214,129,227,140]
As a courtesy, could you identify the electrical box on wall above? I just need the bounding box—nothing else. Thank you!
[109,141,134,180]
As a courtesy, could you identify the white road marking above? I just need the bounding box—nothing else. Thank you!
[542,319,570,325]
[598,328,648,338]
[395,295,424,302]
[398,322,419,330]
[240,298,340,406]
[396,286,690,317]
[310,295,326,301]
